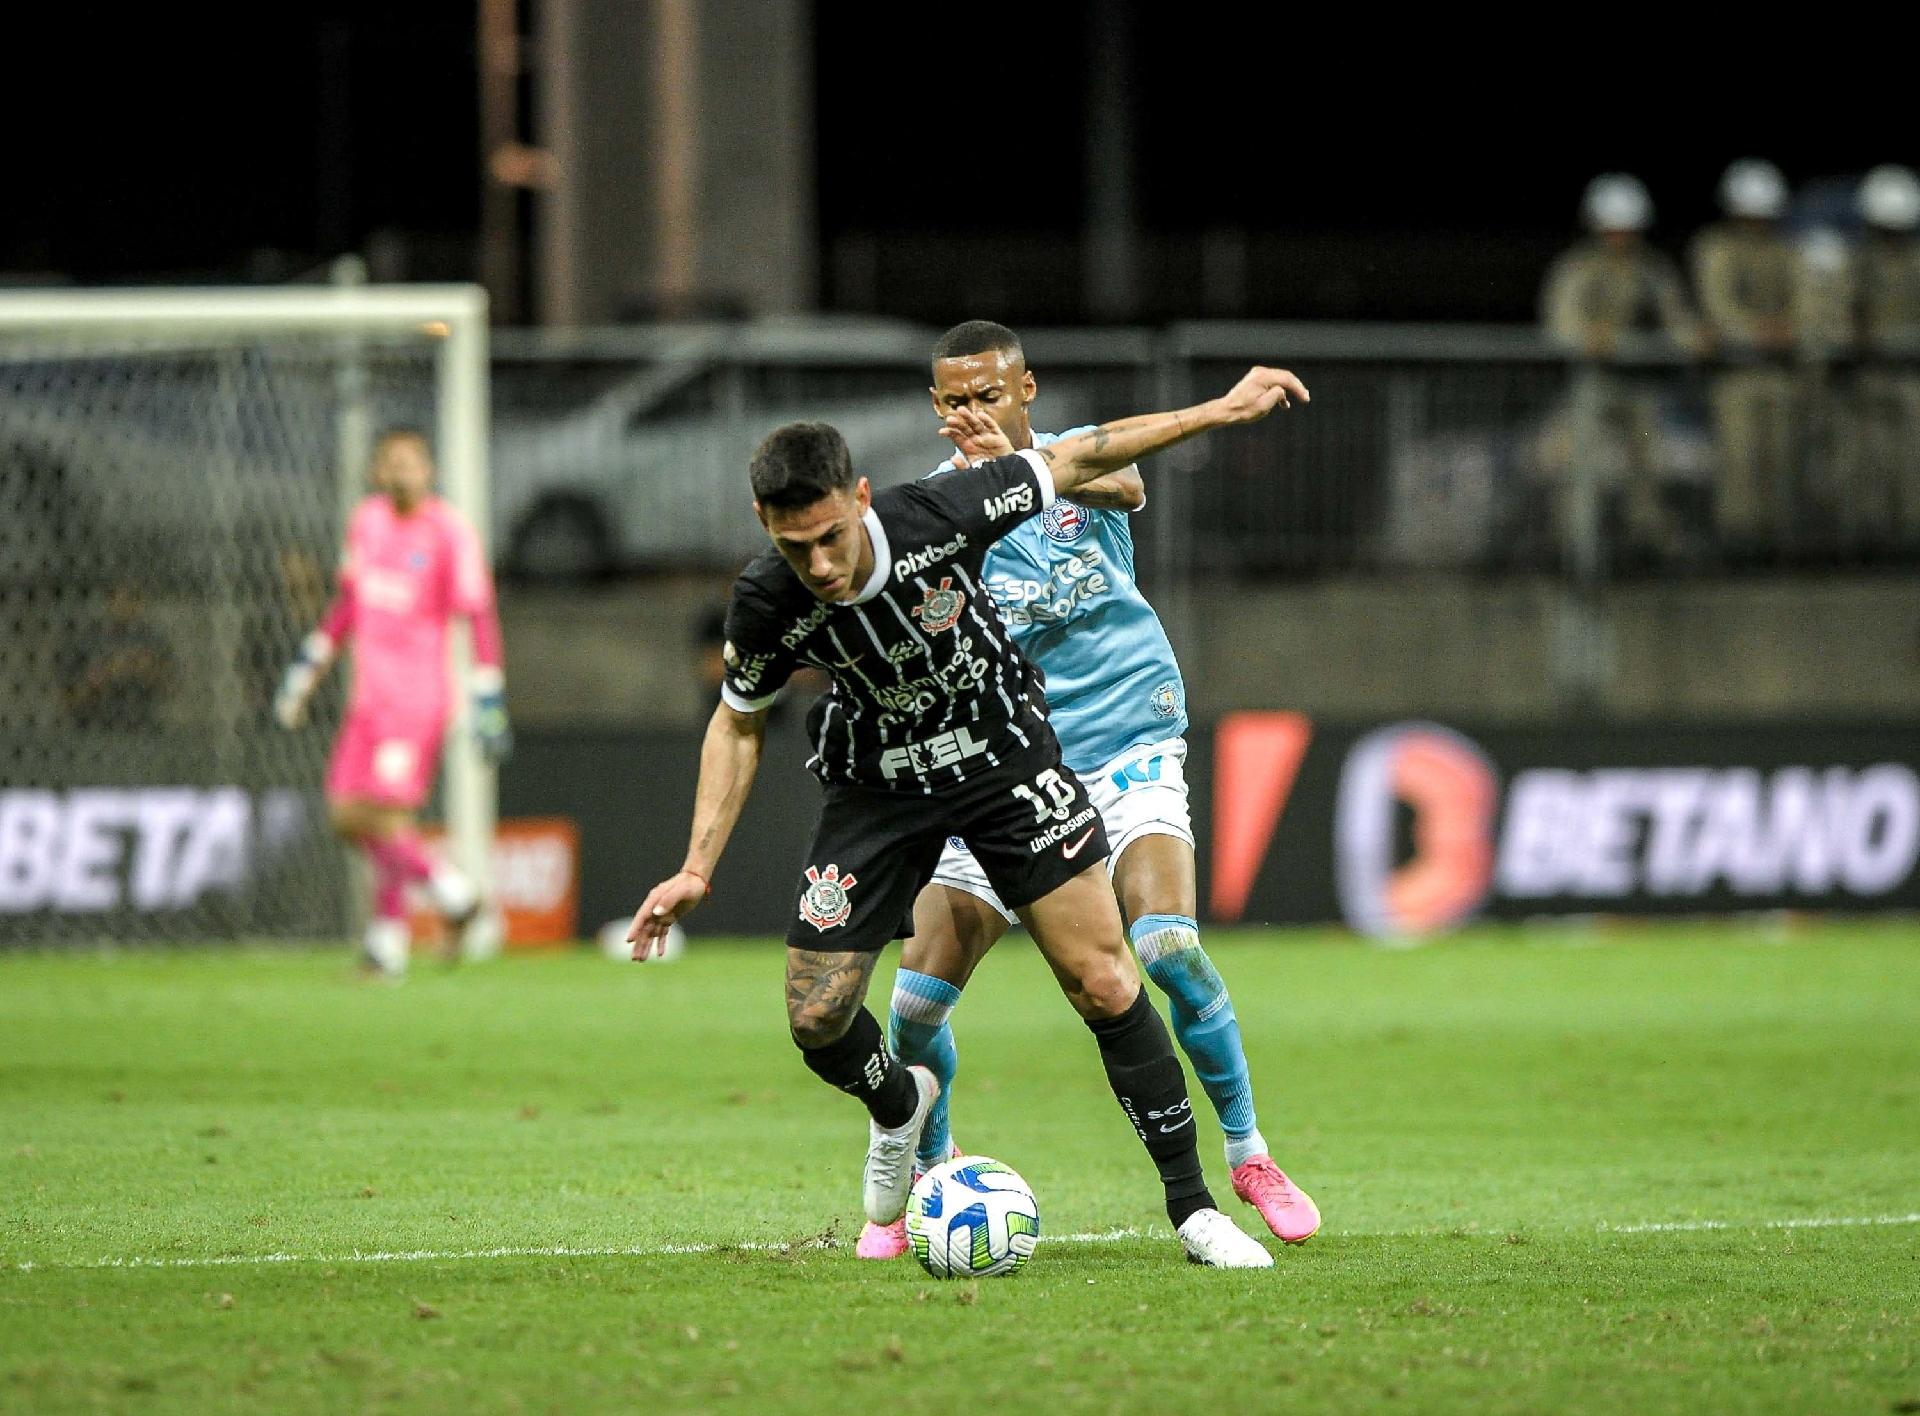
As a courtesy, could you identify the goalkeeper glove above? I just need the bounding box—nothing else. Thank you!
[274,633,333,729]
[472,668,513,765]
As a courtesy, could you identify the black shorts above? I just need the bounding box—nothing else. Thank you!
[784,743,1109,954]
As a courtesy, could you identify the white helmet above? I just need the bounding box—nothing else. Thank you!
[1582,173,1652,232]
[1720,159,1788,219]
[1800,227,1850,276]
[1859,164,1920,231]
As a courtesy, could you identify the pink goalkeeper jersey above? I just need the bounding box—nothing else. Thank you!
[321,495,503,728]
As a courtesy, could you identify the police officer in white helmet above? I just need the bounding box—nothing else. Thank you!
[1850,165,1920,547]
[1540,174,1703,567]
[1692,159,1803,556]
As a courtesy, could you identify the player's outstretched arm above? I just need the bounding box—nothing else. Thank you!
[942,422,1145,511]
[1067,465,1147,511]
[627,701,768,959]
[944,366,1308,502]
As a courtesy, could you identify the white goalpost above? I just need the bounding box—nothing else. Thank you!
[0,285,495,946]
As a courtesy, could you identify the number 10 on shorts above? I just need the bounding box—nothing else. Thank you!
[1012,768,1078,823]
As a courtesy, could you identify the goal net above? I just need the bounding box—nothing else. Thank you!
[0,287,494,947]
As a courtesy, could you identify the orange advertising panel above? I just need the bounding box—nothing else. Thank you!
[1210,711,1313,921]
[412,817,580,949]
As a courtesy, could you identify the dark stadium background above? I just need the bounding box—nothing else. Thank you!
[4,10,1919,1410]
[10,8,1911,322]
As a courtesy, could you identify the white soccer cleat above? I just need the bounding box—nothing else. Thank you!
[862,1065,939,1225]
[1176,1207,1275,1268]
[428,862,479,923]
[361,918,411,980]
[457,905,506,962]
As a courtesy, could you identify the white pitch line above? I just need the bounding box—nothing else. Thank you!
[1600,1211,1920,1235]
[8,1230,1151,1274]
[9,1214,1917,1274]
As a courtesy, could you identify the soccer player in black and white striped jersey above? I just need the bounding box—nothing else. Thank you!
[629,365,1308,1266]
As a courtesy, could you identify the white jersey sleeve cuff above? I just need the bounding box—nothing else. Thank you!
[721,684,778,714]
[1016,448,1057,510]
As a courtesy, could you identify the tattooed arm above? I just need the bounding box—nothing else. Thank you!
[1066,465,1147,511]
[627,702,767,958]
[784,949,881,1046]
[942,365,1309,502]
[944,419,1144,511]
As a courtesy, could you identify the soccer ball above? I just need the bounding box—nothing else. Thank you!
[904,1156,1040,1279]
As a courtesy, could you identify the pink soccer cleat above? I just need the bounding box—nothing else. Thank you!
[856,1216,908,1259]
[854,1140,962,1261]
[1230,1156,1321,1243]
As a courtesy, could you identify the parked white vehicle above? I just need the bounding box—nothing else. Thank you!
[490,324,1015,579]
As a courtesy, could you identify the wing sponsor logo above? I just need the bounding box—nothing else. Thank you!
[911,577,967,634]
[894,533,968,580]
[799,863,857,931]
[983,484,1035,521]
[1040,501,1090,543]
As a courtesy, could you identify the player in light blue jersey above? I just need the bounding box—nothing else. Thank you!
[858,321,1319,1260]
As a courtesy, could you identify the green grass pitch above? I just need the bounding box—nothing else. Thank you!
[3,922,1917,1413]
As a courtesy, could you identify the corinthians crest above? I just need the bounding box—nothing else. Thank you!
[799,863,857,930]
[911,576,966,633]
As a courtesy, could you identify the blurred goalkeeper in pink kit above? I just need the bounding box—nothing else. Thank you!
[275,428,512,976]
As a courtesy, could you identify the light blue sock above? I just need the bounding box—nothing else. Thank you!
[889,968,961,1169]
[1132,914,1264,1164]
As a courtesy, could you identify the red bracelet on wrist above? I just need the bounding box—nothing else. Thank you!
[681,868,711,898]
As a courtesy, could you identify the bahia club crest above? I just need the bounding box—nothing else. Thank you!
[799,863,857,930]
[1040,500,1090,543]
[912,577,966,634]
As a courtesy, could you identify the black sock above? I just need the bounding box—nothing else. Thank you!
[1087,987,1215,1229]
[797,1007,918,1128]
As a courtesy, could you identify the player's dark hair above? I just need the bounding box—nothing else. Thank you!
[750,421,856,510]
[931,320,1023,366]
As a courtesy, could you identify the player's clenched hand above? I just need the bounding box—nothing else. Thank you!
[1215,366,1310,424]
[273,660,318,729]
[473,690,513,766]
[940,407,1014,467]
[274,633,334,730]
[627,871,707,960]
